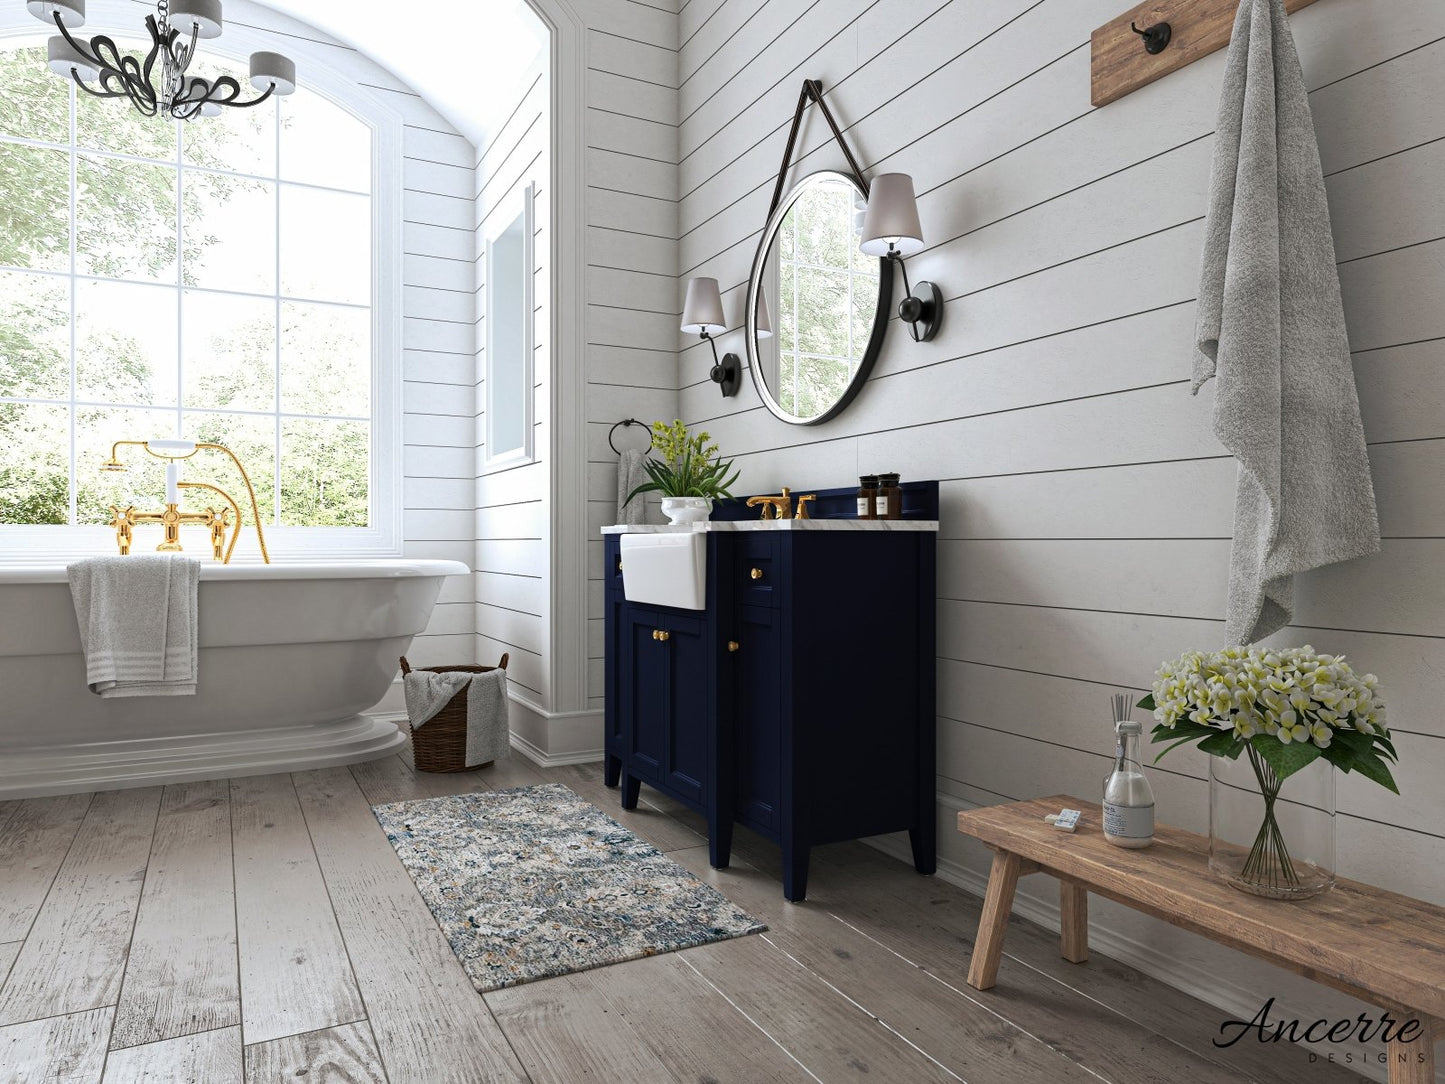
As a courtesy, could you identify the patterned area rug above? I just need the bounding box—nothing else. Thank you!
[373,783,766,992]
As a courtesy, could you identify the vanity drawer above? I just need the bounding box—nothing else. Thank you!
[736,535,782,607]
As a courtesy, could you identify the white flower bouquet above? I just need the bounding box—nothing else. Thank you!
[1140,645,1397,891]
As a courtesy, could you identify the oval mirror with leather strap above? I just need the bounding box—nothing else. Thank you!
[745,170,893,426]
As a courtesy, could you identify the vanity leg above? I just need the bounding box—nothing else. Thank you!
[620,772,641,811]
[909,818,936,876]
[604,754,621,788]
[708,813,733,870]
[783,843,810,902]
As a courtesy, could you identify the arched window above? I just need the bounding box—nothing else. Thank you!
[0,34,395,556]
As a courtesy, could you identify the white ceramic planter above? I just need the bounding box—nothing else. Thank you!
[660,496,713,524]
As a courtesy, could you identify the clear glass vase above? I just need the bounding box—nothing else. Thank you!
[1209,748,1335,900]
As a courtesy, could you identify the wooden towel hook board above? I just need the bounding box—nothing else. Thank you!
[1091,0,1324,107]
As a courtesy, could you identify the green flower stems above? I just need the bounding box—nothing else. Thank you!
[1239,747,1300,889]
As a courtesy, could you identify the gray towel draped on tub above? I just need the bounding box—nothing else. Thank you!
[1193,0,1379,645]
[67,555,200,697]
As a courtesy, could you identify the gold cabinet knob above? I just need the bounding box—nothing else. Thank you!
[657,629,670,642]
[750,567,764,581]
[617,559,622,571]
[727,640,740,653]
[651,629,658,640]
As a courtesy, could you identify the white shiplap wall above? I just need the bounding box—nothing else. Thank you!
[579,0,680,712]
[469,0,679,748]
[674,0,1445,1058]
[0,1,479,672]
[476,63,552,707]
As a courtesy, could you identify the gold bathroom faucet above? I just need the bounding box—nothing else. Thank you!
[102,440,270,563]
[111,498,232,561]
[745,487,818,520]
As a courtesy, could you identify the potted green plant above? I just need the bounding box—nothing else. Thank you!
[1142,645,1396,899]
[625,420,740,524]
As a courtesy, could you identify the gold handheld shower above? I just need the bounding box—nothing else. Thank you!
[103,439,271,564]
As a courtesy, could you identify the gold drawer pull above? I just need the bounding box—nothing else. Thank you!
[655,629,671,642]
[750,567,764,581]
[617,559,622,571]
[727,640,740,653]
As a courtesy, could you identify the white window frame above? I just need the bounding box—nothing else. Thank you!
[0,19,403,562]
[481,181,535,473]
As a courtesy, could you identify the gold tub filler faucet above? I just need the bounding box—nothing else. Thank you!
[101,439,271,564]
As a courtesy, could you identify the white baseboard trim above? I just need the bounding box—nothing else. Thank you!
[866,791,1397,1084]
[507,729,604,768]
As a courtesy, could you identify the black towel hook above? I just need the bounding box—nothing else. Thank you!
[1130,19,1172,55]
[608,418,652,456]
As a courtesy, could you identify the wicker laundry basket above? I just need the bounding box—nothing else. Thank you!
[399,654,509,773]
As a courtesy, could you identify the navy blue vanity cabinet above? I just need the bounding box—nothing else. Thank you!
[614,604,713,808]
[722,523,937,902]
[604,481,937,901]
[605,533,734,869]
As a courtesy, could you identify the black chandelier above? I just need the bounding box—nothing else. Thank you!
[29,0,297,122]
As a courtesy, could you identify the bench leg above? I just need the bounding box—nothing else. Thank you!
[1387,1015,1440,1084]
[967,850,1024,991]
[1059,881,1088,964]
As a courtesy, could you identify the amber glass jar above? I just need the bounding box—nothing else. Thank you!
[856,475,878,519]
[877,473,902,519]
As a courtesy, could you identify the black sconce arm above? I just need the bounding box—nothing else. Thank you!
[700,330,742,398]
[886,246,943,344]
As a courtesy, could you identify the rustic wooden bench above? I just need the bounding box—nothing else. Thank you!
[957,796,1445,1084]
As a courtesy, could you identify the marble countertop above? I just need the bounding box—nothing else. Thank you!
[601,519,939,535]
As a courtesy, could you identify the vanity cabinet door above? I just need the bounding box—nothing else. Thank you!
[620,604,668,785]
[733,602,782,835]
[662,612,709,805]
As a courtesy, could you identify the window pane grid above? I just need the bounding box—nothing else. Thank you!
[0,41,373,531]
[0,135,368,199]
[0,265,372,312]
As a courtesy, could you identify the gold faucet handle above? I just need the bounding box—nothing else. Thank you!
[746,495,780,520]
[794,495,817,519]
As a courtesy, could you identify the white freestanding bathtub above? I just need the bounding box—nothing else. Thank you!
[0,559,468,798]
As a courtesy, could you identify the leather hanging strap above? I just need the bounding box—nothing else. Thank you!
[767,79,870,219]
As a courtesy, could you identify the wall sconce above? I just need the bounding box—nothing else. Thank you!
[681,276,740,397]
[859,173,942,343]
[755,289,773,340]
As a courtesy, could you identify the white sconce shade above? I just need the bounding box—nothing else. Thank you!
[28,0,85,28]
[681,276,726,335]
[755,290,773,339]
[46,35,98,81]
[859,172,925,257]
[249,51,296,95]
[170,0,223,39]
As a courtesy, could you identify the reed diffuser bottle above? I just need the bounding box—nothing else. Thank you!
[1103,692,1155,848]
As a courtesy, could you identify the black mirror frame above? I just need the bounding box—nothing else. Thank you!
[745,169,894,427]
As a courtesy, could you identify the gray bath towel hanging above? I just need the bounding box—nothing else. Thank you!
[616,447,648,526]
[1193,0,1379,645]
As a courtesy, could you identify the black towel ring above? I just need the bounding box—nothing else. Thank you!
[608,418,652,456]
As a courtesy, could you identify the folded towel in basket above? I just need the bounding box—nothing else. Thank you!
[67,554,200,698]
[404,667,510,767]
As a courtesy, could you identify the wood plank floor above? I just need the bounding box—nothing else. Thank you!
[0,750,1359,1083]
